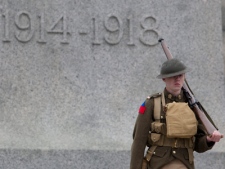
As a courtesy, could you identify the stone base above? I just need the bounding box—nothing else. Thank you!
[0,149,224,169]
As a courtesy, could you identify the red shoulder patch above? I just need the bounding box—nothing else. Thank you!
[139,102,146,114]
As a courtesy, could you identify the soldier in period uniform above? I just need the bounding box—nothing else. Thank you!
[130,59,222,169]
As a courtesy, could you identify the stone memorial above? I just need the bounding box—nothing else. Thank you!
[0,0,224,168]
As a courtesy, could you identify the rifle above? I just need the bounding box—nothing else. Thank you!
[158,38,223,138]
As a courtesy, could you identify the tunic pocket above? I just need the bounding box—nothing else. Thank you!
[153,146,168,158]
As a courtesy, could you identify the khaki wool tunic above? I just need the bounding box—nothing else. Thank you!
[130,89,215,169]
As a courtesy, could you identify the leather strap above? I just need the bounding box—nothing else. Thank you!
[142,146,157,169]
[154,96,161,121]
[145,146,157,161]
[187,148,194,164]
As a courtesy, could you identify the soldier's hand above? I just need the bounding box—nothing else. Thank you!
[207,130,223,142]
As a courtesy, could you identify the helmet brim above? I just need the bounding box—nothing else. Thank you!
[156,68,191,79]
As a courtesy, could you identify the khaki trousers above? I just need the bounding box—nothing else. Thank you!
[160,159,188,169]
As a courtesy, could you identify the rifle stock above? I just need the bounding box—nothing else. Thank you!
[158,38,223,138]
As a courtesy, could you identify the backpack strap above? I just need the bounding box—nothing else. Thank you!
[153,92,165,122]
[161,91,166,107]
[154,96,161,122]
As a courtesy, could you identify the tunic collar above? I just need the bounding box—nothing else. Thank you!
[163,88,184,102]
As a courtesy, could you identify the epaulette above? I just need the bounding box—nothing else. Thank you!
[139,93,161,114]
[146,92,162,99]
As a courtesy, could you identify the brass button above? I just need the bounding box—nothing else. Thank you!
[178,95,181,99]
[160,116,163,119]
[168,94,172,99]
[153,152,156,154]
[173,151,176,154]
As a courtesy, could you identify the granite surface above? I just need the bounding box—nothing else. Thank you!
[0,0,224,168]
[0,149,224,169]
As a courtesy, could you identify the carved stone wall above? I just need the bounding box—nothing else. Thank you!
[222,0,225,71]
[0,0,224,168]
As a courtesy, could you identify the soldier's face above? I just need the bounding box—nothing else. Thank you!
[163,74,185,95]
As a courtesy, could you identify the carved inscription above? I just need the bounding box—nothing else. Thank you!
[139,16,159,46]
[15,11,34,42]
[47,11,69,44]
[1,9,160,46]
[104,14,123,45]
[2,9,10,42]
[92,14,159,46]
